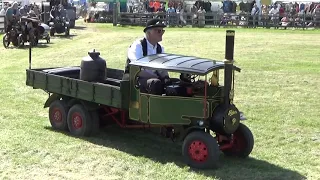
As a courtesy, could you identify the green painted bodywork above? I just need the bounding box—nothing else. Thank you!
[127,66,230,125]
[26,63,235,126]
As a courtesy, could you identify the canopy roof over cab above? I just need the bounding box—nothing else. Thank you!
[129,53,241,75]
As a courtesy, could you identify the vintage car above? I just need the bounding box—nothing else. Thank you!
[26,30,254,169]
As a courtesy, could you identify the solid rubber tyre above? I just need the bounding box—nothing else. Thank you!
[89,110,100,135]
[3,34,10,48]
[49,100,69,131]
[222,123,254,158]
[67,104,94,136]
[182,131,220,169]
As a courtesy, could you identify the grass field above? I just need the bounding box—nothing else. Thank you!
[0,21,319,180]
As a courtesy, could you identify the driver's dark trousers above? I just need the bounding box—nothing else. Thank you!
[5,21,13,33]
[122,73,163,95]
[138,78,163,95]
[137,78,180,95]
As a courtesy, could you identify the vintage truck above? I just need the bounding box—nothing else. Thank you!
[26,30,254,169]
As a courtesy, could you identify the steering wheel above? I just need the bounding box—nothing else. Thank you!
[180,73,198,83]
[190,75,198,83]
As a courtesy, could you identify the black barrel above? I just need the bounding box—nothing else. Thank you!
[80,49,107,83]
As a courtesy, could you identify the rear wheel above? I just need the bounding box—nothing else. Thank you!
[67,104,97,136]
[49,100,69,131]
[70,20,75,28]
[221,123,254,158]
[182,131,220,169]
[89,110,100,135]
[33,37,39,46]
[3,34,10,48]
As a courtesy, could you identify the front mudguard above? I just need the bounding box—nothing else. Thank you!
[178,126,206,142]
[240,111,247,121]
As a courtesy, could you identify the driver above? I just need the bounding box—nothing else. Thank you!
[5,2,20,33]
[125,18,171,95]
[58,4,69,21]
[49,6,60,23]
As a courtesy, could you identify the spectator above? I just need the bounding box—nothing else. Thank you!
[269,4,279,26]
[251,3,259,28]
[167,5,175,26]
[261,5,268,27]
[176,4,186,25]
[197,6,206,27]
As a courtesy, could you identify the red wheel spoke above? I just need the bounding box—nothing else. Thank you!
[72,112,83,129]
[188,140,208,162]
[52,108,62,123]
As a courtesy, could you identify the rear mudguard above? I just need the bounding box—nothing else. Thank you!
[67,98,99,111]
[44,93,60,108]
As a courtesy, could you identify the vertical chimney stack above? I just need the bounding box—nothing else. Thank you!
[224,30,235,106]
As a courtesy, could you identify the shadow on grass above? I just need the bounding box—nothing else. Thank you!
[51,34,77,39]
[4,43,50,49]
[72,26,87,30]
[45,126,306,180]
[32,43,50,48]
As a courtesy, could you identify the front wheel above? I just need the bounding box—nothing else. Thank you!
[221,123,254,158]
[182,131,220,169]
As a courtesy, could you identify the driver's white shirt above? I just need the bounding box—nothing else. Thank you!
[0,9,6,16]
[127,37,169,79]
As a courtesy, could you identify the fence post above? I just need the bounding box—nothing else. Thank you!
[302,13,305,30]
[113,2,118,26]
[246,14,249,28]
[0,15,5,33]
